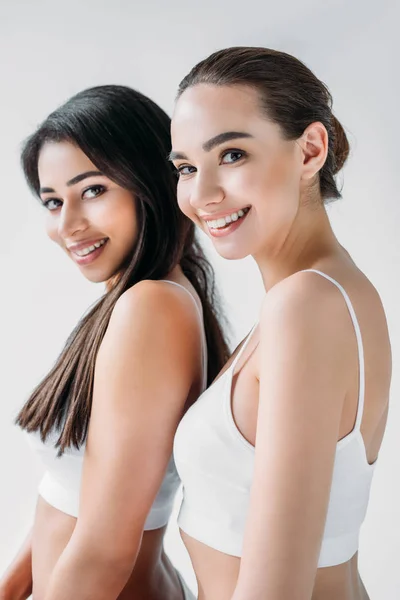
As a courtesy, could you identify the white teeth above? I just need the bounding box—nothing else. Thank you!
[75,238,107,257]
[80,245,95,256]
[206,207,250,230]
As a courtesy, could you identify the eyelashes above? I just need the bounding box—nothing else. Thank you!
[176,165,196,177]
[42,198,62,211]
[220,149,246,164]
[81,184,106,199]
[40,184,107,211]
[176,148,248,178]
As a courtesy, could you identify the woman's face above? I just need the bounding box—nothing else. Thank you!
[171,84,306,261]
[38,141,139,283]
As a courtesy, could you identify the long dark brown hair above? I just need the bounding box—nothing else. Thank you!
[17,85,230,454]
[177,46,350,201]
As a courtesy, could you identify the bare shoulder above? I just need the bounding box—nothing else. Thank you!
[109,279,199,333]
[260,270,348,336]
[257,271,354,406]
[95,279,201,392]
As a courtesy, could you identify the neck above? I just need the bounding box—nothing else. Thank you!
[105,272,122,293]
[253,202,343,291]
[104,264,184,294]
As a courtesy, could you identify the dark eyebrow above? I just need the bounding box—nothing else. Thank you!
[202,131,253,152]
[39,170,104,194]
[168,150,188,162]
[168,131,253,162]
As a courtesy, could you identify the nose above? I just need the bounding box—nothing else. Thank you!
[189,170,224,212]
[57,203,88,241]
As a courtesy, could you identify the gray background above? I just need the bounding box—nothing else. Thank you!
[0,0,399,597]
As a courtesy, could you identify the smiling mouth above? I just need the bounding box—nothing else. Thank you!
[69,237,109,267]
[205,207,250,231]
[71,238,108,257]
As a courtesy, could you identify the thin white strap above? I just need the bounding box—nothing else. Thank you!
[159,280,208,391]
[230,322,258,372]
[301,269,365,429]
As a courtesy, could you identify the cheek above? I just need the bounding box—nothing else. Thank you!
[177,183,193,219]
[257,159,301,246]
[45,215,60,244]
[256,154,301,211]
[106,195,139,244]
[232,154,300,250]
[222,156,297,207]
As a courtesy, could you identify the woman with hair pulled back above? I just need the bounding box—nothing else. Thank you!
[171,47,391,599]
[0,85,229,600]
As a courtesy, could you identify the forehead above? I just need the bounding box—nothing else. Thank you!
[38,141,95,184]
[171,83,276,150]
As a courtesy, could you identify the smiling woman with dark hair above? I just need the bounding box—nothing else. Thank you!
[0,84,229,600]
[171,47,392,600]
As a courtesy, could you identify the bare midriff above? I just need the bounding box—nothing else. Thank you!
[181,531,370,600]
[31,496,182,600]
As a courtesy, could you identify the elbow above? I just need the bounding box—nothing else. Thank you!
[69,535,139,588]
[88,547,136,583]
[83,552,135,595]
[96,534,142,575]
[102,551,134,573]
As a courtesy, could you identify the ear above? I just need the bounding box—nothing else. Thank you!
[298,122,328,182]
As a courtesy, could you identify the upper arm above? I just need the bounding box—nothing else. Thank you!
[72,281,201,562]
[236,274,351,599]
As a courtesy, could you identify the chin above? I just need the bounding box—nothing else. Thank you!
[217,249,250,260]
[213,244,252,261]
[76,253,128,285]
[77,265,117,284]
[80,272,109,284]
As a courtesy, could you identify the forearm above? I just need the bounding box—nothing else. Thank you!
[0,530,33,600]
[44,538,135,600]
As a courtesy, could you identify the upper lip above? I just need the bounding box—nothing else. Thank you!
[201,207,250,222]
[67,237,108,252]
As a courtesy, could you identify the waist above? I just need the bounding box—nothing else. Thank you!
[32,498,174,600]
[178,501,360,568]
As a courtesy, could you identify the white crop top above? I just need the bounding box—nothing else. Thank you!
[27,280,207,530]
[173,270,377,567]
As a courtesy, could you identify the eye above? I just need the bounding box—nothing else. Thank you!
[176,165,197,177]
[221,150,246,164]
[82,184,105,199]
[42,198,62,211]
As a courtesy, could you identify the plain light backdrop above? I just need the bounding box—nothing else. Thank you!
[0,0,398,597]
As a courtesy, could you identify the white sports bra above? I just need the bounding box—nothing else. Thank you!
[173,270,377,567]
[27,280,207,530]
